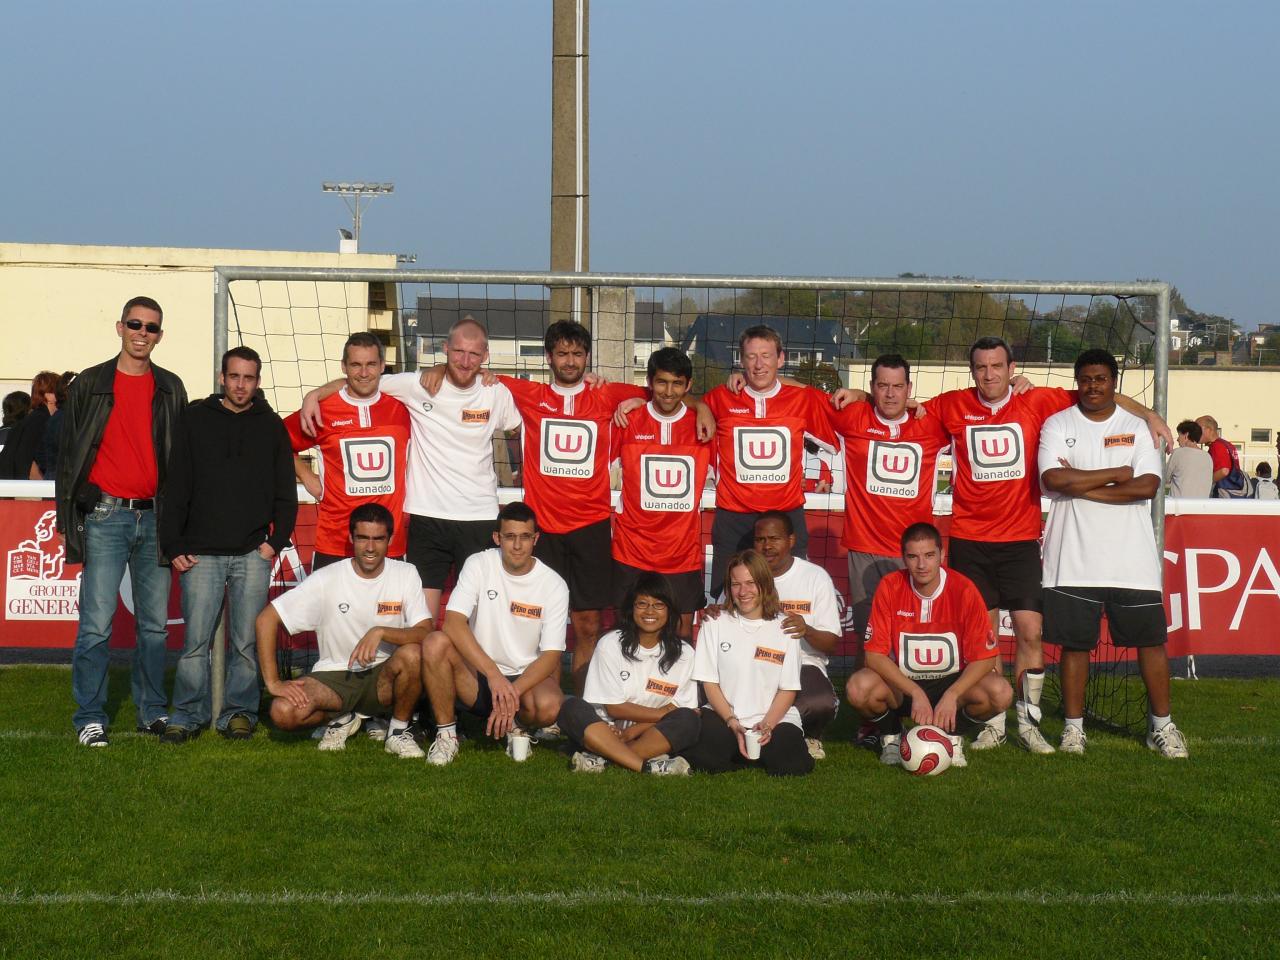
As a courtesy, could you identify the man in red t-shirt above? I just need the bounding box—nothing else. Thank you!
[846,522,1013,768]
[1195,414,1239,491]
[284,332,411,570]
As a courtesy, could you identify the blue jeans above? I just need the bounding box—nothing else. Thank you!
[169,550,271,730]
[71,502,172,729]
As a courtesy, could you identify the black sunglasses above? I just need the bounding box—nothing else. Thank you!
[124,318,162,335]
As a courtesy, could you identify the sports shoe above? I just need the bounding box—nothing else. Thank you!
[426,729,460,766]
[364,717,389,742]
[136,716,168,736]
[221,714,254,741]
[879,733,902,766]
[77,723,109,747]
[1059,725,1087,755]
[854,722,880,753]
[160,724,195,745]
[1016,724,1056,755]
[570,751,609,773]
[949,735,968,768]
[805,738,826,760]
[317,712,361,752]
[384,729,425,759]
[1146,722,1189,759]
[970,725,1006,751]
[644,755,691,776]
[533,723,563,742]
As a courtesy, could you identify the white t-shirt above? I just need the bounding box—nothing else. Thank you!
[1038,405,1163,591]
[691,613,803,730]
[380,372,522,520]
[272,559,430,673]
[771,557,842,672]
[582,629,698,728]
[445,548,569,676]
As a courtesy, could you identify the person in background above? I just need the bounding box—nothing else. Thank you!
[0,390,31,448]
[1195,414,1241,492]
[1165,419,1213,499]
[34,372,76,480]
[0,371,58,479]
[1252,462,1279,500]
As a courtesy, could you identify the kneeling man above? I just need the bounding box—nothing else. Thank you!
[256,504,431,758]
[846,522,1012,768]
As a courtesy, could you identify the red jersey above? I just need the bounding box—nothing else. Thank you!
[831,403,950,557]
[925,386,1074,542]
[283,389,411,557]
[610,402,715,573]
[865,568,996,680]
[704,382,837,514]
[89,369,157,499]
[501,377,646,534]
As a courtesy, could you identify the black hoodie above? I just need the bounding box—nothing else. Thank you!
[160,393,298,557]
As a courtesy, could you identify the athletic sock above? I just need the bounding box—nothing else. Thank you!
[1064,717,1084,733]
[984,710,1007,735]
[435,722,457,739]
[1149,713,1172,732]
[388,718,409,737]
[871,709,902,737]
[1016,669,1045,729]
[958,709,984,736]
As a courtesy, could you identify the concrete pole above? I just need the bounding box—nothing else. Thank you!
[550,0,589,328]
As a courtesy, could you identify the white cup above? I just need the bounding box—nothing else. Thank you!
[508,731,532,762]
[744,728,762,760]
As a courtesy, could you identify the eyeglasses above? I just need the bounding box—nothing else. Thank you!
[124,318,162,335]
[633,598,668,611]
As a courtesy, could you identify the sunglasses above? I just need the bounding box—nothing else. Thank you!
[124,318,162,335]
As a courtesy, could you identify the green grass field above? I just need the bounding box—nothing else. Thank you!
[1,665,1276,959]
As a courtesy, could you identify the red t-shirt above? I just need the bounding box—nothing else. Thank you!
[1207,437,1238,475]
[611,403,715,574]
[864,568,996,680]
[925,386,1074,543]
[501,377,646,534]
[830,402,951,556]
[283,389,411,557]
[88,369,158,499]
[703,382,837,514]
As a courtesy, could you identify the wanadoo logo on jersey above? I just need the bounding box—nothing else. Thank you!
[966,424,1025,481]
[339,436,395,495]
[541,419,596,478]
[5,510,79,620]
[866,440,923,498]
[900,632,959,680]
[640,454,695,511]
[734,426,790,484]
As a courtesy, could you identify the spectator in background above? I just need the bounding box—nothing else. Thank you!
[0,371,58,479]
[1252,462,1279,500]
[1166,419,1213,498]
[34,372,76,480]
[0,390,31,448]
[1195,415,1240,487]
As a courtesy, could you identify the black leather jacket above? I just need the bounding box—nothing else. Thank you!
[54,356,188,564]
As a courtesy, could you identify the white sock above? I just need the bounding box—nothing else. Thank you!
[436,722,457,739]
[985,711,1007,734]
[388,718,408,737]
[1064,717,1084,733]
[1150,714,1172,732]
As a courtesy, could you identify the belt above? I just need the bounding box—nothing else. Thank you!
[102,494,155,510]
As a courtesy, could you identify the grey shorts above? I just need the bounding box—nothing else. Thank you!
[310,662,388,716]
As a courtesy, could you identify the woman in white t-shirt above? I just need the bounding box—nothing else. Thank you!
[686,550,813,777]
[556,573,701,775]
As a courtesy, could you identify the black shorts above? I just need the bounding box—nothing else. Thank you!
[407,515,495,590]
[895,674,961,716]
[313,551,404,573]
[613,561,707,615]
[460,672,524,718]
[1043,587,1167,651]
[309,662,388,716]
[948,537,1043,613]
[534,518,613,611]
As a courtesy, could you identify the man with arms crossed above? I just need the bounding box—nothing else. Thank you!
[420,501,570,765]
[256,504,430,758]
[847,522,1013,768]
[1039,350,1188,758]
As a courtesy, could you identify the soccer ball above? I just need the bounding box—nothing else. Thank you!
[899,725,954,776]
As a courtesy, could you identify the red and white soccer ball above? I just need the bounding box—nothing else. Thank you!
[899,725,954,776]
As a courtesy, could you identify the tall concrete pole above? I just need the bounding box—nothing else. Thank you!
[550,0,589,328]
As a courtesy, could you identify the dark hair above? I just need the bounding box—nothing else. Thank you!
[753,510,794,537]
[1257,462,1273,479]
[900,521,943,552]
[54,371,76,406]
[968,336,1012,367]
[1074,348,1118,380]
[221,346,262,376]
[738,324,783,358]
[120,296,163,324]
[870,353,911,384]
[496,500,538,533]
[1176,419,1202,443]
[348,503,394,538]
[29,371,59,411]
[342,331,386,363]
[647,347,692,383]
[2,391,30,427]
[544,320,591,355]
[617,572,685,673]
[723,549,780,620]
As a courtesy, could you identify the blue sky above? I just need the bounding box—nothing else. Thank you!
[3,1,1275,327]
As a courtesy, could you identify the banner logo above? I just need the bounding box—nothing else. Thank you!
[5,510,79,621]
[339,436,395,496]
[900,631,959,679]
[541,419,596,478]
[734,426,791,484]
[967,424,1025,481]
[866,440,923,498]
[640,454,695,511]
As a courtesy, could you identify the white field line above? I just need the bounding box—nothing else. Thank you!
[1,889,1278,908]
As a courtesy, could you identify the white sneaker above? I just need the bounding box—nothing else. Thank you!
[426,730,460,766]
[533,723,562,742]
[879,733,902,766]
[384,729,425,759]
[1017,724,1056,755]
[1147,722,1189,759]
[644,755,691,776]
[570,751,609,773]
[364,717,389,742]
[805,738,826,760]
[949,735,967,768]
[77,723,109,747]
[970,725,1006,751]
[317,713,361,751]
[1059,725,1088,755]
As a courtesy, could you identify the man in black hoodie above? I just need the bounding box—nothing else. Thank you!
[160,347,297,741]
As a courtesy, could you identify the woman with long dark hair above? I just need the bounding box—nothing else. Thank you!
[556,572,700,775]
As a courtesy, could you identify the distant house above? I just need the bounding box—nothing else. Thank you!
[678,314,851,371]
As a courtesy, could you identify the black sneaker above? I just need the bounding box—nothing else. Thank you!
[854,722,881,753]
[77,723,109,747]
[136,716,169,736]
[160,724,195,745]
[220,715,254,741]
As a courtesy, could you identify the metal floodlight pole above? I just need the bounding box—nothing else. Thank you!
[321,181,395,249]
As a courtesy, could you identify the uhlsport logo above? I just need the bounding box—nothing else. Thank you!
[541,419,596,478]
[733,425,790,484]
[966,423,1025,481]
[339,436,395,495]
[900,631,959,679]
[866,440,922,498]
[641,454,695,511]
[5,510,80,620]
